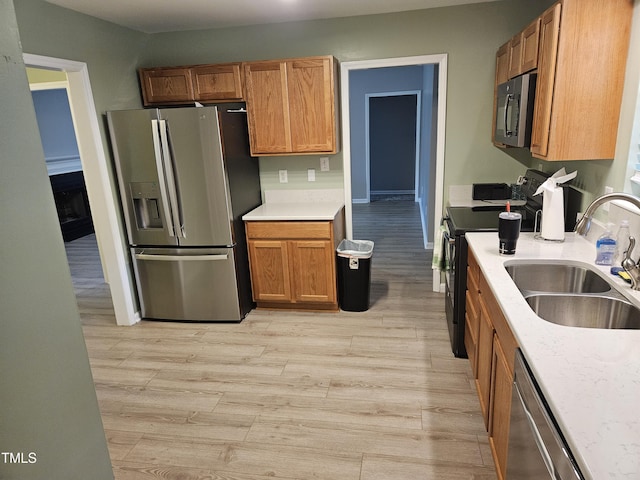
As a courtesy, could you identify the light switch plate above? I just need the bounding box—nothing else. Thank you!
[320,157,330,172]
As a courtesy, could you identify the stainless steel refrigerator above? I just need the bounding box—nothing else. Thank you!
[107,104,261,321]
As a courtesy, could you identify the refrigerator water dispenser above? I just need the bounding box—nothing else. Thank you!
[130,182,163,229]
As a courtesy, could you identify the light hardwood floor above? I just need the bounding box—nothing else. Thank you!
[67,201,496,480]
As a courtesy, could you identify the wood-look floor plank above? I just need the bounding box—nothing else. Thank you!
[122,435,363,480]
[67,201,496,479]
[361,453,497,480]
[214,392,423,430]
[246,417,485,465]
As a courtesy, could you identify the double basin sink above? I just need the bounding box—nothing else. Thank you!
[505,261,640,329]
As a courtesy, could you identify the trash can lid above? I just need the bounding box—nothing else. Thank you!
[337,239,374,258]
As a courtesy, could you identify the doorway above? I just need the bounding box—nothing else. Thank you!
[23,53,138,326]
[341,55,447,291]
[366,92,420,202]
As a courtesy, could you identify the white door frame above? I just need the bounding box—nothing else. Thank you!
[340,54,447,291]
[23,53,139,326]
[365,90,421,203]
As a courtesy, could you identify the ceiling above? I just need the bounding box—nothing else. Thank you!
[43,0,501,34]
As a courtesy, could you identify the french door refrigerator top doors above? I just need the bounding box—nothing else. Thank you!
[107,107,234,248]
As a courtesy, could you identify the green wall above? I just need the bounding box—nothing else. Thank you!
[13,0,636,209]
[140,0,554,197]
[15,0,148,111]
[0,0,112,478]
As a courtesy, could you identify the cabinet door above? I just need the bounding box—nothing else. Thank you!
[495,42,510,86]
[530,3,561,158]
[520,18,541,74]
[489,335,514,480]
[247,240,292,302]
[139,68,194,106]
[508,34,523,79]
[476,298,494,429]
[286,57,336,153]
[243,61,291,155]
[192,64,243,102]
[290,240,336,303]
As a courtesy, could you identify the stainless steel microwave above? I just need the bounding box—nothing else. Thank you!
[495,73,537,147]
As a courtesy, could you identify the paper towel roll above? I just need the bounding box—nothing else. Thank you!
[540,186,565,241]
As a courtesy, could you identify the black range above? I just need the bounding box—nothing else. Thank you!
[441,169,581,358]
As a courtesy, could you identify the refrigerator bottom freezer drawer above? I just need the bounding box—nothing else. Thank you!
[132,247,243,321]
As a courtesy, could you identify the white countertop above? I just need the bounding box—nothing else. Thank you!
[466,232,640,480]
[242,201,344,221]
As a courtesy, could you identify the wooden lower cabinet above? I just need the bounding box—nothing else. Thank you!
[467,248,518,480]
[289,240,336,304]
[246,240,291,303]
[489,334,514,480]
[476,300,494,428]
[245,213,344,310]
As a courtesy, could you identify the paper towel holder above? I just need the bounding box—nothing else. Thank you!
[533,210,565,243]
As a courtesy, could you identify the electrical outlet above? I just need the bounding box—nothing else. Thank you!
[279,169,288,183]
[320,157,330,172]
[308,168,316,182]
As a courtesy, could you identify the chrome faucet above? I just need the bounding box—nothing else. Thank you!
[575,192,640,235]
[575,192,640,290]
[621,237,640,289]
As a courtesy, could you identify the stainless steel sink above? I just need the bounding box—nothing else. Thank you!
[505,262,611,294]
[504,260,640,330]
[525,294,640,329]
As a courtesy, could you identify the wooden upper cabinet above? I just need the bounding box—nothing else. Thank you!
[244,55,338,156]
[530,3,561,159]
[495,42,510,86]
[520,18,540,74]
[509,18,541,79]
[139,63,243,106]
[192,63,243,102]
[139,67,194,106]
[508,34,523,79]
[243,61,291,154]
[287,57,336,153]
[530,0,632,161]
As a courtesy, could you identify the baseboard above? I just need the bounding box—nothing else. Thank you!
[370,189,415,195]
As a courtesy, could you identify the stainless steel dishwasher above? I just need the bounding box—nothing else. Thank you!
[507,349,585,479]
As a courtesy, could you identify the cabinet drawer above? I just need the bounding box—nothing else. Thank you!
[246,221,331,240]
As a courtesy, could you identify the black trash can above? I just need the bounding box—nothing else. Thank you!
[336,239,374,312]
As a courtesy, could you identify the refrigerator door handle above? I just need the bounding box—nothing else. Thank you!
[134,253,229,262]
[151,119,176,237]
[158,119,185,239]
